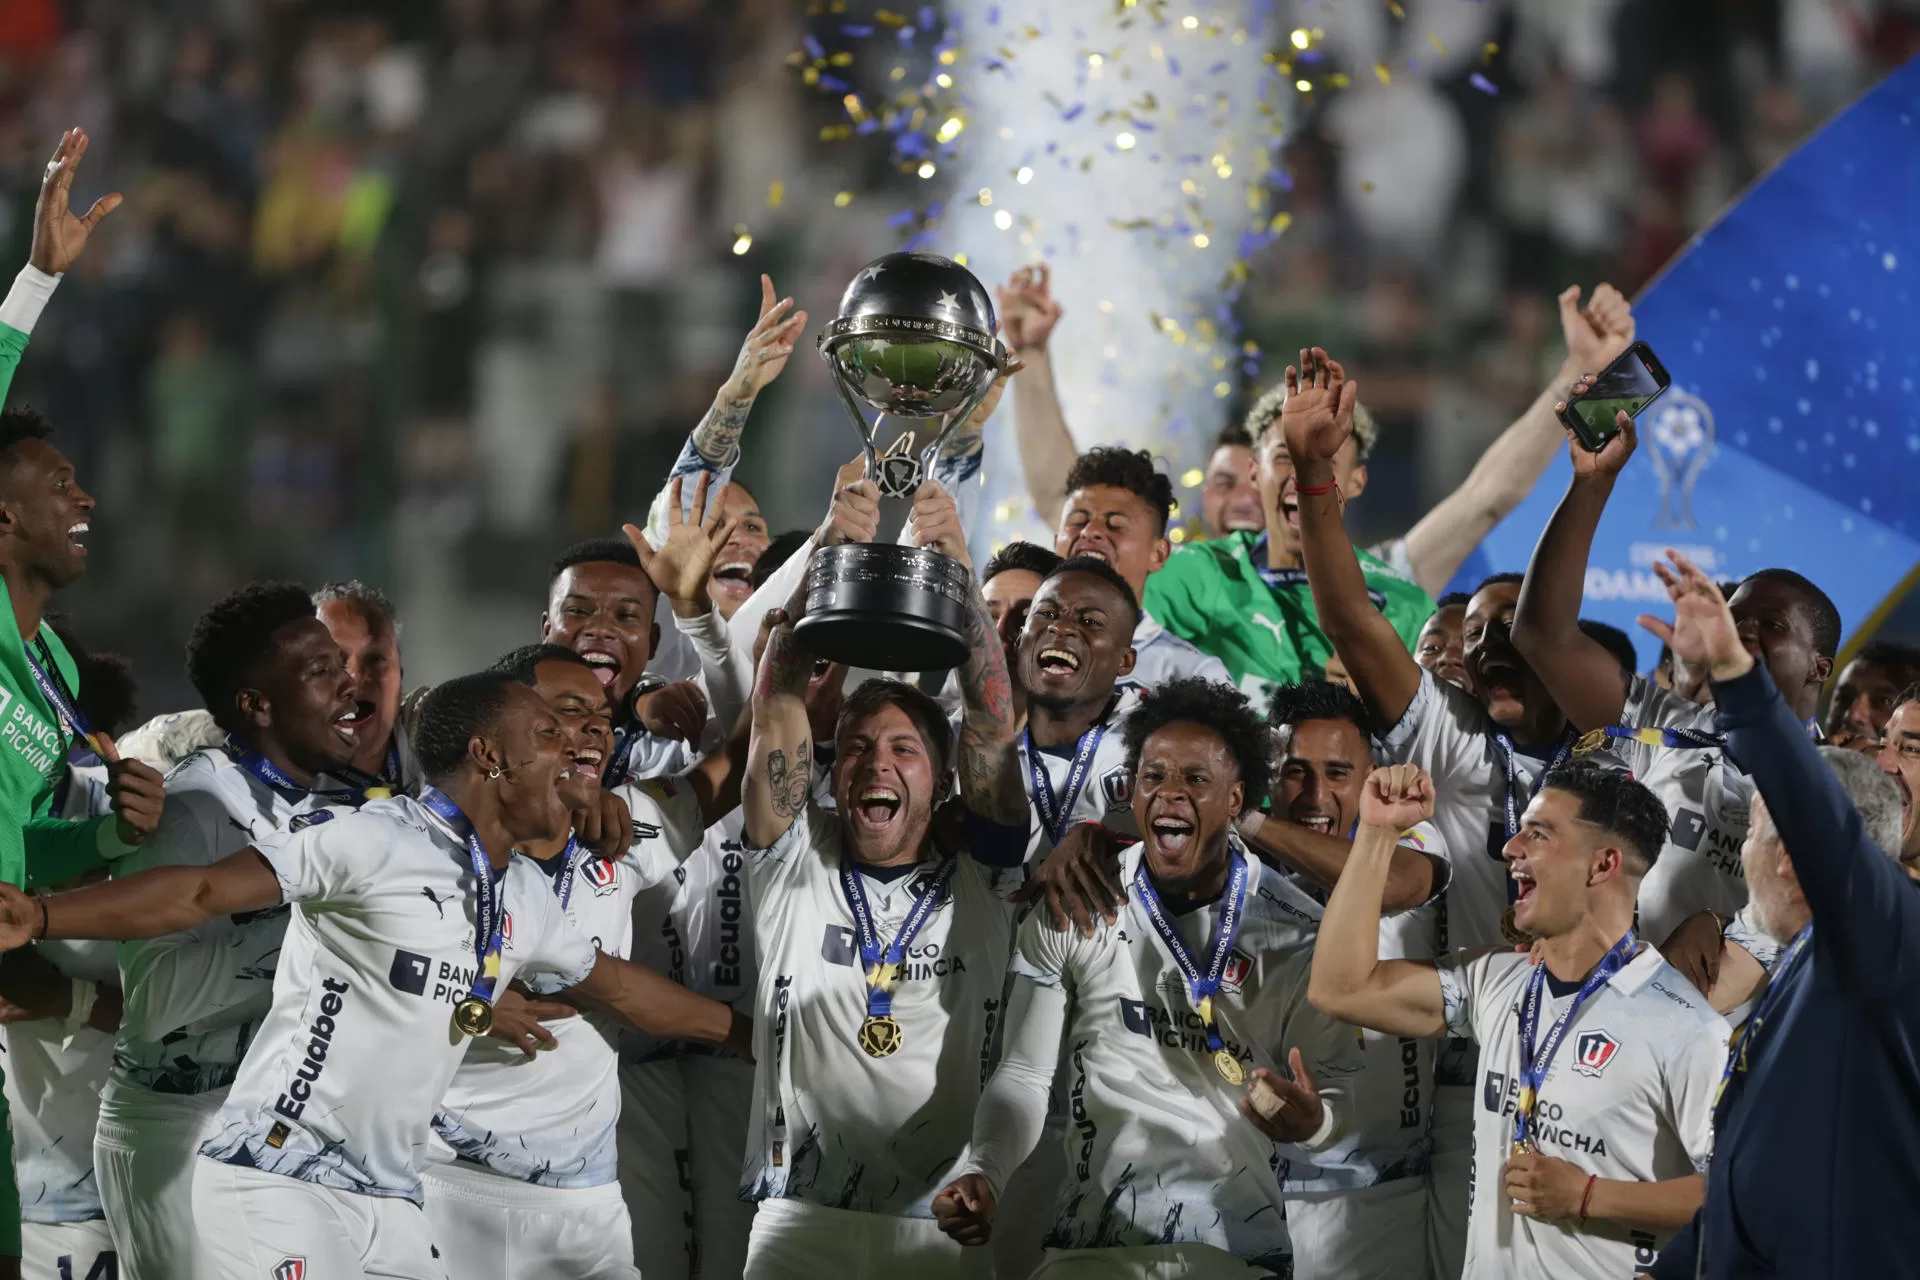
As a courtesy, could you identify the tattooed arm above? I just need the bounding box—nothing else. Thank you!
[693,275,808,465]
[744,610,817,850]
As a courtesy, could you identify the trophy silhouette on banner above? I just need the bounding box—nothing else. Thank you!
[795,252,1009,671]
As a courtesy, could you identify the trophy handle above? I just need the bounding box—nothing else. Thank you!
[828,371,888,484]
[914,356,1004,489]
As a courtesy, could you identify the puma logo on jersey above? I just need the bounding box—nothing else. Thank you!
[420,886,456,918]
[1250,614,1289,649]
[1573,1029,1621,1076]
[273,1258,306,1280]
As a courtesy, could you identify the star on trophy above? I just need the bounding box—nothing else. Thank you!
[795,252,1009,671]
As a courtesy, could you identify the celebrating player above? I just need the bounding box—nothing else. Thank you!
[1311,761,1725,1279]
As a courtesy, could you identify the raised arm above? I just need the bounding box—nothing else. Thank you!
[1285,349,1423,727]
[1306,766,1449,1038]
[563,949,749,1057]
[744,611,815,851]
[1645,551,1920,997]
[1511,399,1638,730]
[626,472,745,723]
[1235,812,1441,913]
[996,265,1078,528]
[1399,284,1635,593]
[0,847,282,952]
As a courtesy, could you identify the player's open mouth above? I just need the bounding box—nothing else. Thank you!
[571,746,605,780]
[68,520,88,551]
[1037,648,1081,675]
[1281,497,1300,529]
[1475,658,1524,702]
[1510,867,1536,902]
[712,561,754,597]
[855,788,902,828]
[337,700,375,729]
[579,650,620,688]
[1297,815,1334,834]
[331,708,360,746]
[1070,543,1110,564]
[1150,816,1195,855]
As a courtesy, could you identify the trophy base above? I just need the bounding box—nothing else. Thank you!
[794,543,973,672]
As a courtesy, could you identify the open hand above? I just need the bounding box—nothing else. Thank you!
[102,737,165,845]
[718,275,808,404]
[1281,347,1359,470]
[907,480,971,571]
[818,456,881,548]
[1558,283,1635,375]
[932,1173,998,1246]
[487,985,580,1059]
[30,128,122,277]
[1239,1048,1325,1144]
[1638,550,1750,682]
[1506,1149,1591,1220]
[1013,822,1126,936]
[1359,764,1434,832]
[995,264,1063,352]
[626,474,741,615]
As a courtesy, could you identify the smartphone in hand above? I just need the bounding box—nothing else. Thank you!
[1561,341,1671,451]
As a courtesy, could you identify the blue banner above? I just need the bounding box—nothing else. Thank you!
[1452,59,1920,668]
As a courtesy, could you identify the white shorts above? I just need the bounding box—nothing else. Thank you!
[20,1220,116,1280]
[1426,1085,1473,1280]
[192,1157,450,1280]
[990,1117,1067,1280]
[93,1079,226,1280]
[1032,1244,1272,1280]
[422,1159,639,1280]
[1285,1176,1430,1280]
[744,1198,989,1280]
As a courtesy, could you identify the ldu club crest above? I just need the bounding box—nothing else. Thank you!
[1646,388,1715,530]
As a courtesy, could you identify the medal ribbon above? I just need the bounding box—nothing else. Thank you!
[838,855,960,1025]
[223,735,313,804]
[552,836,587,911]
[1130,846,1251,1057]
[1491,728,1577,904]
[1250,537,1386,609]
[24,636,101,757]
[1512,930,1638,1151]
[325,739,402,804]
[1025,721,1107,847]
[1713,923,1811,1124]
[420,787,507,1011]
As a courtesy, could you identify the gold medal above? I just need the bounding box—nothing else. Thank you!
[857,1014,903,1058]
[453,996,494,1038]
[1501,905,1533,947]
[1213,1048,1245,1085]
[1571,728,1610,758]
[1510,1137,1534,1157]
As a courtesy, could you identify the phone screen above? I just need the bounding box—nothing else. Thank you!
[1570,346,1668,443]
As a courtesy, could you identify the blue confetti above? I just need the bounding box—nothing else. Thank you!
[1469,72,1498,95]
[887,208,919,229]
[819,74,848,92]
[1061,103,1084,121]
[897,132,926,155]
[1168,56,1181,76]
[986,5,1001,24]
[920,6,935,29]
[802,34,824,59]
[855,118,879,134]
[1209,61,1229,75]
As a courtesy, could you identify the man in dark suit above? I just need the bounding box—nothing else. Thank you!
[1641,551,1918,1280]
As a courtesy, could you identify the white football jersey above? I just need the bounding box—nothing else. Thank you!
[1612,676,1751,947]
[1280,821,1449,1195]
[199,796,599,1203]
[741,802,1020,1217]
[1436,945,1727,1279]
[3,940,117,1224]
[1007,840,1357,1268]
[111,748,336,1096]
[1377,670,1632,953]
[1129,612,1233,689]
[1010,683,1145,868]
[430,776,706,1188]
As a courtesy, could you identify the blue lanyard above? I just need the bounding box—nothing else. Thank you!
[1512,930,1638,1149]
[1024,720,1107,847]
[837,856,959,1022]
[1714,923,1811,1125]
[605,726,639,788]
[224,735,312,804]
[551,836,587,911]
[24,634,98,756]
[1130,846,1251,1055]
[1490,728,1576,901]
[1250,536,1385,608]
[420,787,507,1009]
[327,739,402,803]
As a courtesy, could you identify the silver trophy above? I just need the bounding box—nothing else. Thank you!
[796,251,1009,671]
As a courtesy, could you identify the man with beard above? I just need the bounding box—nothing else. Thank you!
[1414,594,1469,691]
[0,670,748,1278]
[1824,639,1920,748]
[1875,687,1920,877]
[933,678,1359,1279]
[1051,447,1230,688]
[1282,349,1637,1278]
[735,479,1026,1277]
[90,584,363,1279]
[425,645,747,1280]
[1508,405,1844,978]
[1200,424,1264,540]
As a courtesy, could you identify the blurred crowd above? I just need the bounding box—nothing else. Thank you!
[0,0,1915,706]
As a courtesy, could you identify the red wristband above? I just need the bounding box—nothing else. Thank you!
[1578,1173,1598,1224]
[1295,478,1340,497]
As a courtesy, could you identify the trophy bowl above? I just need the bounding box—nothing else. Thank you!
[795,251,1007,671]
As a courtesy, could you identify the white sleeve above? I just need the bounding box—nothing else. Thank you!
[672,607,747,730]
[623,732,698,782]
[1396,820,1452,910]
[0,265,59,334]
[644,435,741,547]
[615,774,709,891]
[1434,945,1511,1041]
[957,911,1078,1196]
[1376,668,1484,784]
[251,808,361,906]
[724,533,817,694]
[1723,904,1783,971]
[1666,1014,1732,1173]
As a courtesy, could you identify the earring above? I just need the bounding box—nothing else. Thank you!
[487,767,501,779]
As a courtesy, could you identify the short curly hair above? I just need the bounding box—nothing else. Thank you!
[1045,555,1141,622]
[1539,758,1669,874]
[414,669,537,782]
[1122,676,1274,809]
[983,540,1063,584]
[1062,447,1175,533]
[185,582,320,727]
[1242,384,1378,462]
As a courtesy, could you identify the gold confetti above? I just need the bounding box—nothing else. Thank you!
[917,161,937,178]
[1169,526,1188,544]
[875,8,907,25]
[1181,468,1205,487]
[1387,1,1405,17]
[1193,233,1210,247]
[1214,381,1231,397]
[843,93,867,121]
[1482,41,1500,62]
[1016,166,1034,184]
[936,116,965,142]
[978,187,993,205]
[1360,181,1375,192]
[731,227,752,256]
[994,209,1013,229]
[767,180,785,208]
[1428,32,1447,54]
[1290,28,1310,49]
[833,190,853,207]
